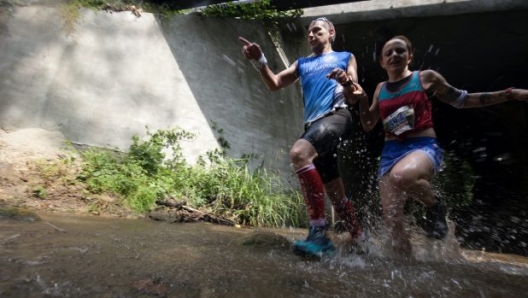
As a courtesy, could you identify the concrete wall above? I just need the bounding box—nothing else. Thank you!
[300,0,528,25]
[0,5,305,185]
[4,0,524,189]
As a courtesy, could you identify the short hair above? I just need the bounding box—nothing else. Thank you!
[388,35,414,54]
[309,17,336,42]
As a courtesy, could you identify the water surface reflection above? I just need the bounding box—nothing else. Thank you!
[1,212,527,297]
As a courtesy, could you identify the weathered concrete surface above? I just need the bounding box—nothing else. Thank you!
[0,6,304,184]
[301,0,528,24]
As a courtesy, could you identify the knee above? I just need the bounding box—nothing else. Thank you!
[289,146,308,166]
[387,169,416,190]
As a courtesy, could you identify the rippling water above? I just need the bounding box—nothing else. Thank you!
[1,212,528,297]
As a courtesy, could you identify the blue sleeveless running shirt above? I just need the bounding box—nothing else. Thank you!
[297,51,352,124]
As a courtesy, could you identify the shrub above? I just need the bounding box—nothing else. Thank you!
[78,128,306,227]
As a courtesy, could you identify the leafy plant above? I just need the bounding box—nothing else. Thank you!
[61,0,107,34]
[200,0,302,23]
[200,0,302,43]
[192,150,306,227]
[77,127,305,227]
[32,185,48,199]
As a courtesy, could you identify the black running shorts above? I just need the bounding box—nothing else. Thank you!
[301,108,353,183]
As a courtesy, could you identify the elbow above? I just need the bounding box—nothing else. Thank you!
[264,80,281,92]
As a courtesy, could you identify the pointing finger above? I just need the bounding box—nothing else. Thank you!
[238,36,252,46]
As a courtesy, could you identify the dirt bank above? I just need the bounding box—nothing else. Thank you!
[0,127,136,218]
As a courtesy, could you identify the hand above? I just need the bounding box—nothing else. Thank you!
[238,36,263,60]
[326,68,351,86]
[511,88,528,101]
[346,82,367,106]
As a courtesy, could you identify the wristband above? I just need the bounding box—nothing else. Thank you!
[451,89,468,108]
[250,53,268,70]
[505,87,515,101]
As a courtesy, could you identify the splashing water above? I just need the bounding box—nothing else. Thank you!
[428,44,434,53]
[1,212,528,297]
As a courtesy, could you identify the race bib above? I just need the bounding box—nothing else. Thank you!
[383,105,415,136]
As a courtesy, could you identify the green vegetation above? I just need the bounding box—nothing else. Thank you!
[74,128,473,228]
[32,185,48,199]
[59,0,302,39]
[200,0,302,44]
[61,0,106,34]
[200,0,302,26]
[77,128,306,228]
[59,0,302,17]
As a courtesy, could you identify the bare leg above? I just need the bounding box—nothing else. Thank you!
[387,151,435,207]
[388,150,448,240]
[379,175,412,257]
[380,151,435,257]
[290,139,318,171]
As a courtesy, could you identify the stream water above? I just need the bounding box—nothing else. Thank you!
[1,212,528,297]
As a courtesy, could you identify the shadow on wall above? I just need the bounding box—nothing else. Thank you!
[0,7,303,184]
[155,14,305,185]
[0,7,184,149]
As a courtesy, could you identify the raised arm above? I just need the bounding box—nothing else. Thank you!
[239,36,299,91]
[421,69,528,108]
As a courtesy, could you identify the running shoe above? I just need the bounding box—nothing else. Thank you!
[424,196,448,239]
[293,226,335,258]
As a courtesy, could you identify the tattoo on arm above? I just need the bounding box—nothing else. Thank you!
[479,93,491,105]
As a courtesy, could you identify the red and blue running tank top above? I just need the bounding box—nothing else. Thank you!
[378,71,433,137]
[297,51,351,124]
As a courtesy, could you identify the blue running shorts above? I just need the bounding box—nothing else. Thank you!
[378,137,444,178]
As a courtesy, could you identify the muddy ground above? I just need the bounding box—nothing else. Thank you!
[0,127,144,218]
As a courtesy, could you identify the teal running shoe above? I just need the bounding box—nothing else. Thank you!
[293,226,335,258]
